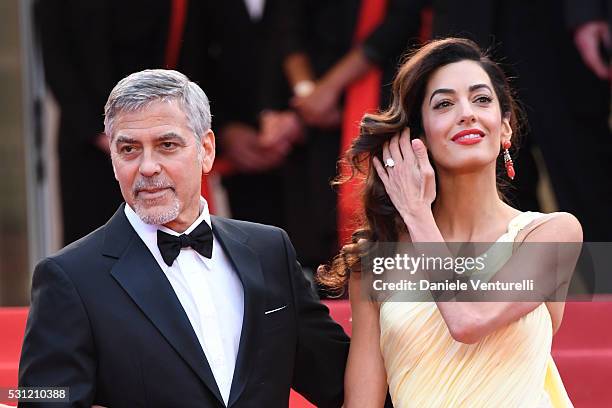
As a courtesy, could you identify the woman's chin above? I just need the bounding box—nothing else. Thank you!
[437,157,497,175]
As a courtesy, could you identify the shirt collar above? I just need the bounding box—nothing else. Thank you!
[157,198,211,236]
[124,197,212,268]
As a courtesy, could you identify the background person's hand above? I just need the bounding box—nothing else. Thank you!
[291,81,342,128]
[259,110,304,149]
[94,133,111,154]
[574,21,611,80]
[220,122,288,173]
[372,129,436,220]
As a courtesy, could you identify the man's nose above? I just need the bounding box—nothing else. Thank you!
[138,150,161,176]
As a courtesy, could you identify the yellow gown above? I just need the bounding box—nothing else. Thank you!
[379,212,573,408]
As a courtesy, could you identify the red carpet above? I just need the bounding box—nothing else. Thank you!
[0,308,27,393]
[2,300,611,406]
[551,297,612,408]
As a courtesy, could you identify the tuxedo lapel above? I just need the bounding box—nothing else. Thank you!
[211,217,265,408]
[102,205,225,405]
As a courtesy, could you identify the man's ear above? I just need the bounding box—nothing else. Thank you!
[201,129,216,174]
[111,163,119,181]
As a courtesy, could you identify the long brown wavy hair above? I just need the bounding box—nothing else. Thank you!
[317,38,526,295]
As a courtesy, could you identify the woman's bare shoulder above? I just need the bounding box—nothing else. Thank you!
[521,212,583,243]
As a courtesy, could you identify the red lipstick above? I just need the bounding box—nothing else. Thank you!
[451,129,485,145]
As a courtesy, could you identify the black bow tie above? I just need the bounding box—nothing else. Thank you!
[157,221,213,266]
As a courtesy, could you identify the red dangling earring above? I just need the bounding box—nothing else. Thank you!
[502,140,515,180]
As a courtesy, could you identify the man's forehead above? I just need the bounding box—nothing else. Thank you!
[114,98,186,122]
[111,108,190,140]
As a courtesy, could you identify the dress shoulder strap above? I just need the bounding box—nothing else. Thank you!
[506,211,553,242]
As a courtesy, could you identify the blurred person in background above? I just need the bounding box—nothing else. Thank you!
[180,0,296,231]
[263,0,425,275]
[566,0,611,81]
[35,0,180,244]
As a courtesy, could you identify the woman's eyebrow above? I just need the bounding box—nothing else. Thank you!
[429,88,454,103]
[469,84,492,93]
[429,84,493,104]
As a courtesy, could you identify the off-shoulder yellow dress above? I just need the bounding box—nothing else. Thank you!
[379,212,573,408]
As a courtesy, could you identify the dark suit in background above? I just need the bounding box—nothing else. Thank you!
[180,0,424,272]
[180,0,291,229]
[271,0,424,270]
[431,0,612,240]
[19,205,350,407]
[35,0,173,244]
[565,0,612,29]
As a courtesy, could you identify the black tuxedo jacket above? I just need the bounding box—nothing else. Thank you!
[18,205,350,407]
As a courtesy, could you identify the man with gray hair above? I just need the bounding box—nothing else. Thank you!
[18,69,349,408]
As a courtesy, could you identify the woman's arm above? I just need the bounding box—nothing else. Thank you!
[344,272,388,408]
[434,213,581,343]
[373,131,582,344]
[401,211,581,344]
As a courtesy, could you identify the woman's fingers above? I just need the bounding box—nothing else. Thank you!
[398,128,416,165]
[399,129,412,160]
[411,138,432,173]
[389,133,403,163]
[412,138,436,202]
[372,156,389,185]
[385,128,415,170]
[373,131,436,214]
[381,141,391,164]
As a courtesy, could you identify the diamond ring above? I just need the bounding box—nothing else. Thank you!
[384,158,396,168]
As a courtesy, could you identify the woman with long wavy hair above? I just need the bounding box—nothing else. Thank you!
[318,38,581,407]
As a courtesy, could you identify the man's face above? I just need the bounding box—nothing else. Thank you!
[110,99,215,232]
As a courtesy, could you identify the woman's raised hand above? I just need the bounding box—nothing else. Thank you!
[372,128,436,220]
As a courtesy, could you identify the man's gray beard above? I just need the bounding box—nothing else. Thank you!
[133,196,180,225]
[132,176,179,225]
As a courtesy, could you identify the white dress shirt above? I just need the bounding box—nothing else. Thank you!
[124,199,244,405]
[243,0,265,21]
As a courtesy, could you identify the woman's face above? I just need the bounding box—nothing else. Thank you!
[420,60,511,174]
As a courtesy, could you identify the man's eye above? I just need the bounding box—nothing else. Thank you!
[162,142,176,149]
[120,145,135,153]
